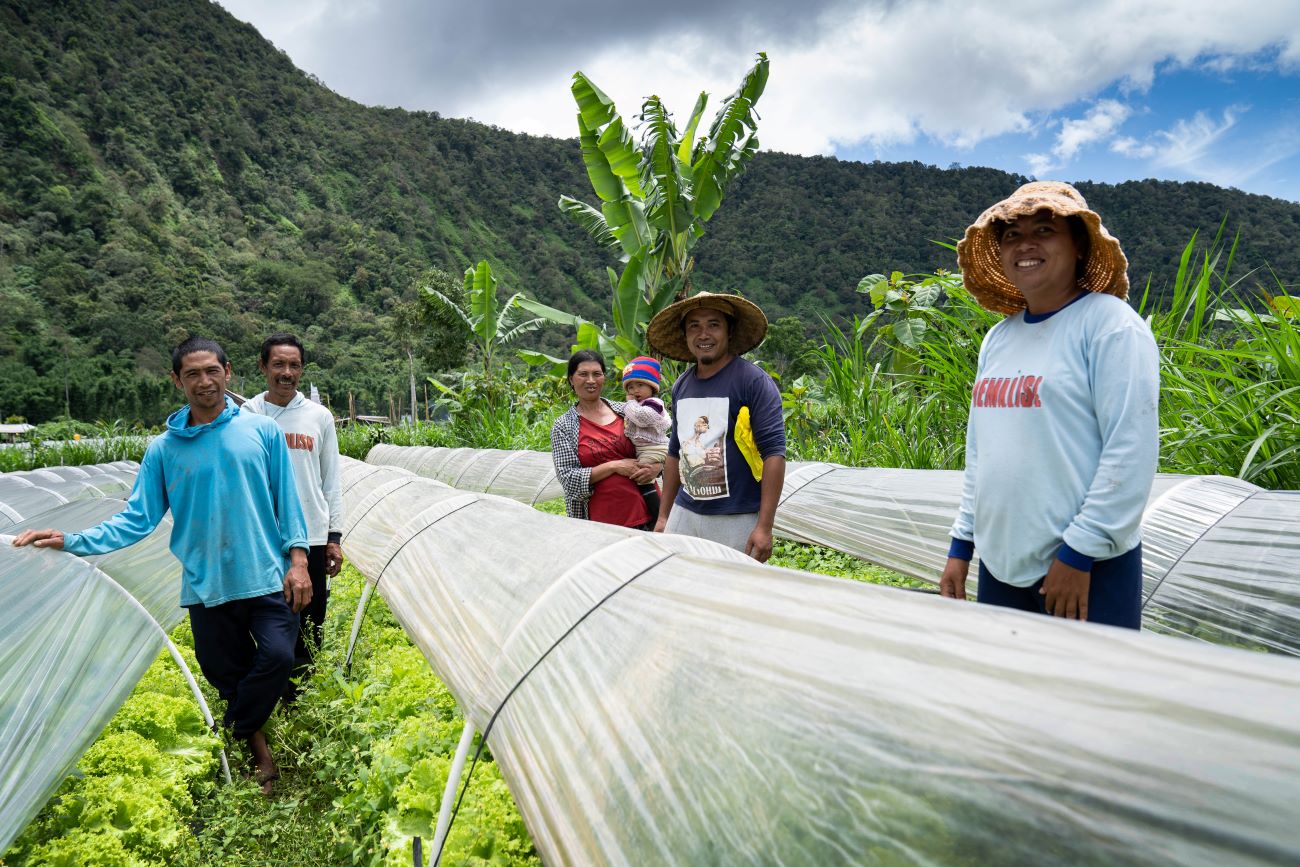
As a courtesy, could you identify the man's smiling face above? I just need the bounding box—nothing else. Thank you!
[171,350,230,414]
[261,344,304,404]
[683,307,731,366]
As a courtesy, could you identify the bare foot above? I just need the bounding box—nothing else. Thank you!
[246,730,279,795]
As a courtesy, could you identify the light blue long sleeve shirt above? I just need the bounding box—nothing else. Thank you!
[64,397,308,607]
[950,293,1160,586]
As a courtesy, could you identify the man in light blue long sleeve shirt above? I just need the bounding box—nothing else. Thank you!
[13,337,311,793]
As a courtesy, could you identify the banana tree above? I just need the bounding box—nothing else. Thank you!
[425,260,543,385]
[519,52,769,372]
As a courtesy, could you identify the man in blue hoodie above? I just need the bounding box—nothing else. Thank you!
[12,337,310,793]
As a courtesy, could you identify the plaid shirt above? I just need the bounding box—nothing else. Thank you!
[550,399,628,520]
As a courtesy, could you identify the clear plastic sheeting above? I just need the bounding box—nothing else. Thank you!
[338,455,1300,866]
[1141,477,1300,654]
[361,446,1300,655]
[0,489,181,851]
[0,465,139,531]
[366,443,563,504]
[774,467,1190,584]
[0,547,167,850]
[10,499,182,622]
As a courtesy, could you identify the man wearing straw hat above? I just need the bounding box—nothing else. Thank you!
[941,181,1159,627]
[647,292,786,561]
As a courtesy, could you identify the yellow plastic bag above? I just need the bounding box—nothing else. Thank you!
[735,406,764,481]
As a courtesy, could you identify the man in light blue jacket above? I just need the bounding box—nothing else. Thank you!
[13,337,310,793]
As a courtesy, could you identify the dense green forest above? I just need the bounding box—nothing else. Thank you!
[2,0,1299,424]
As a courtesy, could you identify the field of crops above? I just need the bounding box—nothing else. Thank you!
[3,242,1297,863]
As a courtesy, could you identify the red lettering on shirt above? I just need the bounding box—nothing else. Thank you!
[971,375,1044,410]
[285,433,315,451]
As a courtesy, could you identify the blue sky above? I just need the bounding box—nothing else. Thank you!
[219,1,1300,203]
[854,61,1300,200]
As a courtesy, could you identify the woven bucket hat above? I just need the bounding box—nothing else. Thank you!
[956,181,1129,315]
[646,292,768,362]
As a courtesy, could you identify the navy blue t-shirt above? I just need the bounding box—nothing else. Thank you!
[667,356,785,515]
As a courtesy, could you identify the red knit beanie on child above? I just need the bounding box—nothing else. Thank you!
[621,356,662,393]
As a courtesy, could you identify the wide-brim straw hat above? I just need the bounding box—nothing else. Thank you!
[646,291,768,362]
[957,181,1129,315]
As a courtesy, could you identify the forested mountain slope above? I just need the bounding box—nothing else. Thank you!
[3,0,1298,422]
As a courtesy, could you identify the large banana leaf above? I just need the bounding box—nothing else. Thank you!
[463,260,499,345]
[423,286,475,336]
[611,252,648,342]
[676,92,709,163]
[496,294,546,347]
[517,296,590,328]
[571,72,617,132]
[597,115,645,199]
[558,195,620,252]
[577,114,623,203]
[516,298,636,366]
[517,349,570,379]
[737,50,770,104]
[601,197,653,258]
[640,96,691,237]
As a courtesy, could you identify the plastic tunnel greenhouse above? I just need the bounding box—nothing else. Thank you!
[339,454,1300,866]
[0,463,223,852]
[0,462,139,532]
[364,444,1300,656]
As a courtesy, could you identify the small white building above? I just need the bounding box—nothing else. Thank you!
[0,423,35,444]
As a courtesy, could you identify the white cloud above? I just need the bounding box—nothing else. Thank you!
[1024,152,1056,177]
[1151,108,1244,170]
[1056,101,1132,161]
[1111,136,1157,159]
[217,0,1300,162]
[1110,107,1242,174]
[1024,100,1133,176]
[1108,106,1300,189]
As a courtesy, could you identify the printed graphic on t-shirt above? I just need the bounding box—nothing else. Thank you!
[284,432,315,451]
[677,397,728,500]
[971,374,1043,408]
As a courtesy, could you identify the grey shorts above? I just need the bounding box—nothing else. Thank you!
[664,507,756,553]
[635,444,668,465]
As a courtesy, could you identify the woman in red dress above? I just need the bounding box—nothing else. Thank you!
[550,350,660,527]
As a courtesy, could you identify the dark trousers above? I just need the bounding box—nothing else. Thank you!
[637,483,662,519]
[281,546,331,702]
[189,591,299,738]
[977,544,1143,629]
[294,545,330,663]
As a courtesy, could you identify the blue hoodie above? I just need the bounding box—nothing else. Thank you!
[64,396,309,607]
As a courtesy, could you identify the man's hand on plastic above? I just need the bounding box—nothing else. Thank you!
[940,557,970,599]
[746,525,774,563]
[1041,559,1090,620]
[324,541,343,578]
[283,560,312,613]
[11,529,65,550]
